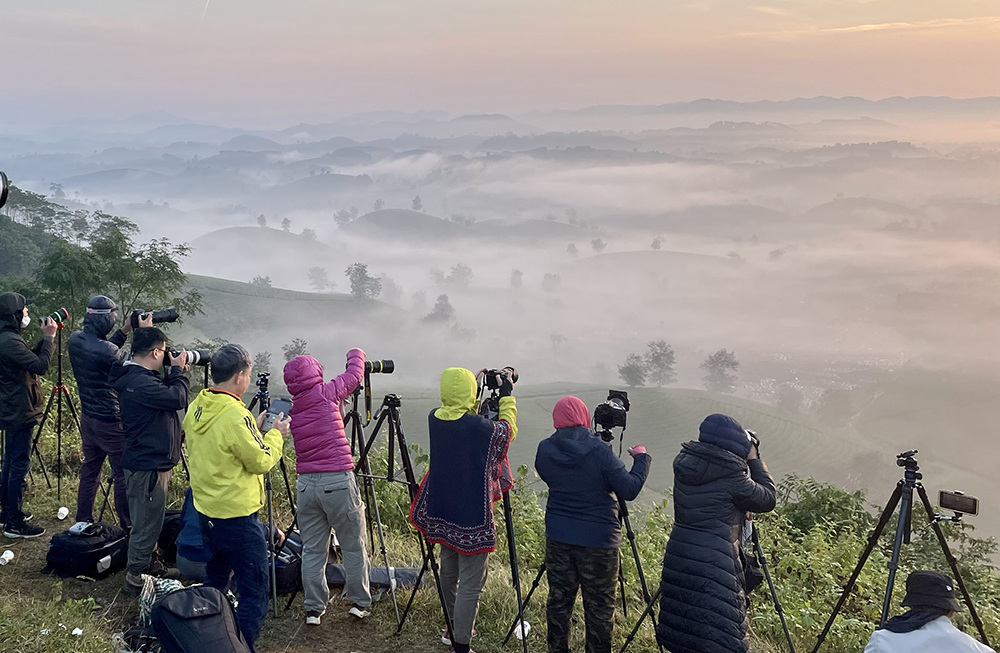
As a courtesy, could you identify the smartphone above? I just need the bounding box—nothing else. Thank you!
[939,490,979,516]
[262,398,293,432]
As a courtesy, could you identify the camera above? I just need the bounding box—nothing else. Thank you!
[484,367,518,390]
[594,390,630,436]
[46,307,70,325]
[166,348,212,367]
[130,307,179,330]
[0,171,9,210]
[365,359,394,374]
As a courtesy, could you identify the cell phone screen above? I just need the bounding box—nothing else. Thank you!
[261,398,293,432]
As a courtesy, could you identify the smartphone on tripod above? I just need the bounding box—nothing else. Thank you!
[261,398,292,432]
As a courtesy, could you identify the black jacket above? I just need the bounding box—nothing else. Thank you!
[655,441,776,653]
[111,362,189,471]
[535,426,651,549]
[68,311,128,422]
[0,315,54,431]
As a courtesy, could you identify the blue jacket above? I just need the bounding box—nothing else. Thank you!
[535,426,651,549]
[176,488,212,563]
[68,310,128,422]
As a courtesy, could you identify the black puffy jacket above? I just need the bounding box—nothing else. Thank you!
[655,441,776,653]
[0,315,54,431]
[111,362,189,471]
[68,311,128,422]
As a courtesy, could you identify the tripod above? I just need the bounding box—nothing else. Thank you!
[353,391,454,640]
[751,521,796,653]
[811,450,990,652]
[30,322,79,501]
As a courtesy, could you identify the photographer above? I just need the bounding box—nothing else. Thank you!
[655,413,776,653]
[410,367,517,653]
[68,295,151,528]
[110,327,190,594]
[0,292,56,539]
[284,350,372,625]
[183,344,288,652]
[535,395,651,653]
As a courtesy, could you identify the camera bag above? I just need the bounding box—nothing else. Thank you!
[43,521,128,579]
[151,585,250,653]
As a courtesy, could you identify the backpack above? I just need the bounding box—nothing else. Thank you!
[43,521,128,579]
[157,510,183,564]
[151,585,250,653]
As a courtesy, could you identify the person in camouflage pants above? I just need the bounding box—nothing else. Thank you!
[545,539,621,653]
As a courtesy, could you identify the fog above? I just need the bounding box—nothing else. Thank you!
[3,98,999,531]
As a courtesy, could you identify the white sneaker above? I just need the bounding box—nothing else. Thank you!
[305,610,324,626]
[442,628,476,645]
[348,604,371,619]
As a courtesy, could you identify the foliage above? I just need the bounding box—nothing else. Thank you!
[644,340,676,387]
[253,351,272,376]
[541,273,561,292]
[445,263,474,288]
[702,348,739,394]
[300,228,317,241]
[345,262,382,299]
[281,338,309,361]
[249,275,272,287]
[618,353,647,387]
[280,217,291,232]
[373,198,385,211]
[423,294,456,323]
[591,238,607,252]
[379,274,403,305]
[307,266,331,292]
[412,195,423,211]
[566,243,578,257]
[256,214,266,227]
[510,268,523,289]
[651,236,662,250]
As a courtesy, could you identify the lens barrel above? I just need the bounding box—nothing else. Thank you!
[365,359,394,374]
[47,308,69,325]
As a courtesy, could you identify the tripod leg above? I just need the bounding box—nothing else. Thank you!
[358,456,402,627]
[810,483,901,653]
[504,563,547,645]
[752,525,796,653]
[30,393,56,489]
[278,458,297,518]
[618,551,628,618]
[916,486,992,647]
[881,484,912,625]
[621,503,657,627]
[266,472,278,618]
[619,586,662,653]
[501,491,529,653]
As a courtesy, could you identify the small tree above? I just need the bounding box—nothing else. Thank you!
[591,238,607,253]
[645,340,677,387]
[257,214,267,228]
[423,294,455,322]
[701,349,739,394]
[249,275,272,287]
[379,274,403,305]
[334,209,354,226]
[373,198,385,211]
[281,217,291,232]
[308,267,330,292]
[445,263,474,288]
[618,353,647,388]
[651,236,662,250]
[510,269,523,289]
[542,273,561,292]
[412,195,423,211]
[345,263,382,299]
[253,351,272,376]
[430,268,445,285]
[566,243,578,258]
[301,228,317,241]
[282,338,309,361]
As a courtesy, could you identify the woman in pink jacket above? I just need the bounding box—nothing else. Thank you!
[284,349,371,626]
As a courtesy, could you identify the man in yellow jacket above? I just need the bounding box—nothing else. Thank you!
[182,344,289,652]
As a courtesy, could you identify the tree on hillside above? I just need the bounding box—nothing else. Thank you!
[412,195,423,211]
[334,209,353,226]
[301,228,317,241]
[379,273,403,305]
[281,217,291,232]
[510,269,523,289]
[445,264,474,288]
[253,351,272,376]
[373,198,385,211]
[618,353,647,388]
[541,273,561,292]
[250,275,272,287]
[567,243,578,258]
[282,338,309,361]
[430,268,445,285]
[645,340,677,387]
[257,214,267,227]
[591,238,607,253]
[701,348,739,394]
[424,294,455,323]
[651,236,662,250]
[411,290,427,312]
[344,262,381,299]
[49,183,66,199]
[308,267,331,292]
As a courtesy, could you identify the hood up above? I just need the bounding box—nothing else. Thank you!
[284,355,324,396]
[434,367,479,421]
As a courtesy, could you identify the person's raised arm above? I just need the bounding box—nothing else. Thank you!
[132,364,190,411]
[496,371,518,442]
[601,445,651,502]
[732,452,776,513]
[319,348,365,404]
[5,323,54,375]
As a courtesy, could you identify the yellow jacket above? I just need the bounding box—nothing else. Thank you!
[183,388,283,519]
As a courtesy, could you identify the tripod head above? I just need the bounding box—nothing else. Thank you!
[896,450,923,487]
[253,372,271,412]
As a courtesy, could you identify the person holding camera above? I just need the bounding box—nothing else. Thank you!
[410,367,518,653]
[68,295,152,529]
[110,327,190,594]
[0,292,56,539]
[655,413,776,653]
[284,349,372,625]
[535,395,651,653]
[183,344,288,652]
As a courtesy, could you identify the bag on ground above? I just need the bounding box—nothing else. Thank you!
[151,585,250,653]
[43,521,128,579]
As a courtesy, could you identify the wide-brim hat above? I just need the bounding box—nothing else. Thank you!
[901,570,962,612]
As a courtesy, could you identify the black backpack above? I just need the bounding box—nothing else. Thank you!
[43,522,128,579]
[151,586,250,653]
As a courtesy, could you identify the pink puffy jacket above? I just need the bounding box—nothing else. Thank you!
[283,349,365,474]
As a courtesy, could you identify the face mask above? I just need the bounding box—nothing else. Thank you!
[20,315,30,328]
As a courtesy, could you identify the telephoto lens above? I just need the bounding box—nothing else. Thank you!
[47,308,70,325]
[0,171,9,210]
[131,307,180,329]
[365,359,394,374]
[186,349,212,366]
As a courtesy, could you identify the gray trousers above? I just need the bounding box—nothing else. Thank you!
[440,545,490,646]
[297,471,371,612]
[124,468,171,575]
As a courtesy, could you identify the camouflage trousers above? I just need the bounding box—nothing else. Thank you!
[545,539,620,653]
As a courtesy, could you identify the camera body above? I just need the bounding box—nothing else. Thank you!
[130,307,179,330]
[484,367,518,390]
[594,390,630,432]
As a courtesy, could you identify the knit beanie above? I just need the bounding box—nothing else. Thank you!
[553,396,591,429]
[699,413,752,458]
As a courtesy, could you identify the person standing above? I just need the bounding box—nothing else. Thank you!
[110,327,189,594]
[535,396,652,653]
[68,295,150,528]
[655,413,776,653]
[410,367,517,653]
[284,350,372,626]
[0,292,56,539]
[184,344,288,652]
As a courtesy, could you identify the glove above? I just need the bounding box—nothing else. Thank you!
[499,370,514,398]
[628,445,647,457]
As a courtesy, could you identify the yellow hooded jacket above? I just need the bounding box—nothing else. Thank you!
[182,388,283,519]
[434,367,517,439]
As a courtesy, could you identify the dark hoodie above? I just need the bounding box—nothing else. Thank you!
[110,362,189,471]
[0,306,54,431]
[655,441,776,653]
[535,426,651,549]
[68,310,128,422]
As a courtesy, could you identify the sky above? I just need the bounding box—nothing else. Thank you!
[1,0,999,127]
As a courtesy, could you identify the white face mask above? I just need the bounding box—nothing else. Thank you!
[20,315,30,328]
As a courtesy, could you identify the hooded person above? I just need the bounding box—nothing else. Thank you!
[864,570,995,653]
[655,413,776,653]
[410,367,517,653]
[0,291,56,538]
[535,395,651,653]
[68,295,148,528]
